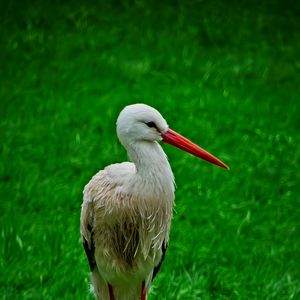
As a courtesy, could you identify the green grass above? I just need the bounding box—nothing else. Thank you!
[1,0,300,299]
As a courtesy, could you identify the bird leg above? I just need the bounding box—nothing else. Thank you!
[108,283,115,300]
[141,280,147,300]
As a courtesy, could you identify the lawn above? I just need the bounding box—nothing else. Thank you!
[0,0,300,299]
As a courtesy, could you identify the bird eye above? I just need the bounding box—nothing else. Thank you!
[145,121,157,128]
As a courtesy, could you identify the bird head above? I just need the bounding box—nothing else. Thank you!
[117,104,168,145]
[117,103,229,170]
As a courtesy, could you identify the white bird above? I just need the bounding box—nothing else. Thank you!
[80,103,228,300]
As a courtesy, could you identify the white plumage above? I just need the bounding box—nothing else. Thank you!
[80,104,228,300]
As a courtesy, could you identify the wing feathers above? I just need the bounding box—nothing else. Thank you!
[82,231,96,271]
[152,242,168,281]
[80,192,96,271]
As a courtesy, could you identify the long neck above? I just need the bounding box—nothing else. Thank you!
[123,141,175,260]
[126,141,175,195]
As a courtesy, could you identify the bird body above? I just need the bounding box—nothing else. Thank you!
[81,104,228,300]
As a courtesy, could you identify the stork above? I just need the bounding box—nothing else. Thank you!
[80,103,228,300]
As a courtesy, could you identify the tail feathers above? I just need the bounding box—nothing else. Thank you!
[91,270,147,300]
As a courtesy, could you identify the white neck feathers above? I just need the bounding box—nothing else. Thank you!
[126,141,175,195]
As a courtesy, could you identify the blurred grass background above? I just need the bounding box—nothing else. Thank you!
[1,0,300,299]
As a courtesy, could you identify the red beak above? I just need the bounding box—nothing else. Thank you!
[161,128,229,170]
